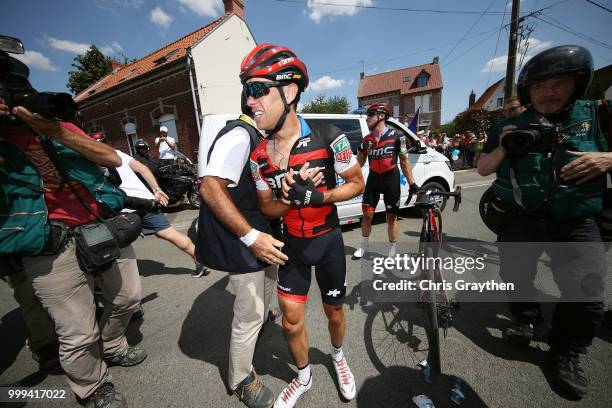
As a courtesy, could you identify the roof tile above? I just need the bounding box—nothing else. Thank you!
[358,62,443,98]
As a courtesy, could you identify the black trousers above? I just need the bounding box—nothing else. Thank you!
[497,216,606,354]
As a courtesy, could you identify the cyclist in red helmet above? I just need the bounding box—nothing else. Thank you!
[353,103,419,259]
[244,43,364,408]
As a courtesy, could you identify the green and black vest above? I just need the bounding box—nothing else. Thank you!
[493,100,608,221]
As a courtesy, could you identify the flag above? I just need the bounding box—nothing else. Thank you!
[407,107,420,134]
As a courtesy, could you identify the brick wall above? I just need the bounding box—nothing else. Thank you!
[78,68,200,162]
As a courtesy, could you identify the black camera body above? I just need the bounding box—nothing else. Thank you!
[0,35,77,123]
[501,116,558,155]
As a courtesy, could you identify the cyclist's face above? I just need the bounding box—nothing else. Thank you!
[245,78,298,131]
[366,113,382,130]
[529,75,575,115]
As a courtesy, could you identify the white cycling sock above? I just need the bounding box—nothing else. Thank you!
[298,364,311,385]
[388,241,397,257]
[331,345,344,361]
[362,236,369,250]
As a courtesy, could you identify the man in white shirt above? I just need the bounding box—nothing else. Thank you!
[155,125,176,163]
[115,149,209,277]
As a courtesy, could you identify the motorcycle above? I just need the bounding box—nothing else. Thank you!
[156,152,200,209]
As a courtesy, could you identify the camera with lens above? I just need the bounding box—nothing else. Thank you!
[501,116,558,155]
[0,35,78,124]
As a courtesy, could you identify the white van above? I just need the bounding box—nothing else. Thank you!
[198,113,456,225]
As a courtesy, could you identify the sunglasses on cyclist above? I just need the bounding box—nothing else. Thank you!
[243,81,281,99]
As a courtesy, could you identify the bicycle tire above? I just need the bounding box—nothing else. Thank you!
[424,239,442,377]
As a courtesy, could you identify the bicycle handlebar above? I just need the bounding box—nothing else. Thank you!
[410,186,462,212]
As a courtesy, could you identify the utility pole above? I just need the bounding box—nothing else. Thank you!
[504,0,521,101]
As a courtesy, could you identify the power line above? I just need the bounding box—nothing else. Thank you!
[441,0,498,63]
[444,29,502,67]
[273,0,511,15]
[486,1,509,87]
[534,14,612,49]
[584,0,612,14]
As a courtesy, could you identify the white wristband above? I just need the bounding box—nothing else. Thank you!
[239,229,260,247]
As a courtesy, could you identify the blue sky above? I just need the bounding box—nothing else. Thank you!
[3,0,611,123]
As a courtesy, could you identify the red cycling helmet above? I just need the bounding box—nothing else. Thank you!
[239,43,309,91]
[367,103,390,118]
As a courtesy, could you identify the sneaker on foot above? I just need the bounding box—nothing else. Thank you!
[233,371,274,408]
[274,376,312,408]
[332,356,356,400]
[505,322,534,346]
[353,248,365,259]
[192,262,211,278]
[105,346,147,367]
[553,351,588,399]
[78,382,126,408]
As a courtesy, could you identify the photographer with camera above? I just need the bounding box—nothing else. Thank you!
[477,45,611,399]
[0,36,144,408]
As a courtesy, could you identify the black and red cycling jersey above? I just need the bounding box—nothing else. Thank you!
[359,127,409,174]
[250,116,357,238]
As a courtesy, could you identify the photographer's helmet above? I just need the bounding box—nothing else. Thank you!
[239,44,309,91]
[135,139,149,150]
[366,103,390,119]
[90,133,105,142]
[517,45,593,106]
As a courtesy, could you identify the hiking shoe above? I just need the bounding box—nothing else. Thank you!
[505,322,534,346]
[332,356,356,400]
[274,376,312,408]
[353,248,365,259]
[233,371,274,408]
[78,382,126,408]
[553,351,588,399]
[105,346,147,367]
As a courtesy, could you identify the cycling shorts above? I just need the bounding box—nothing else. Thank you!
[362,168,401,214]
[277,227,346,305]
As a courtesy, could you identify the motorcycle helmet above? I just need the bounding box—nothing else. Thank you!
[517,45,593,106]
[135,139,149,150]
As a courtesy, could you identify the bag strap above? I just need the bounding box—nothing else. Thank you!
[38,137,106,223]
[0,166,45,193]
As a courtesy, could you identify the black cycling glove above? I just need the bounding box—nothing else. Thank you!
[287,177,324,207]
[407,183,422,205]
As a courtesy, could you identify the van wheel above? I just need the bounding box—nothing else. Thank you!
[420,181,448,212]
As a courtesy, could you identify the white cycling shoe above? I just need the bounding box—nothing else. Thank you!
[353,248,366,258]
[332,356,356,400]
[273,376,312,408]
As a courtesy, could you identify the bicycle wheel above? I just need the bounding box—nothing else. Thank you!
[424,241,442,377]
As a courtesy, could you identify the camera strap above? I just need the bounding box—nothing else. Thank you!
[38,137,106,223]
[0,166,45,193]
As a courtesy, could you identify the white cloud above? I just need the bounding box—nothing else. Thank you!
[48,37,90,54]
[177,0,222,17]
[14,50,58,71]
[151,6,173,29]
[100,41,124,56]
[307,0,373,23]
[308,75,346,92]
[481,37,553,73]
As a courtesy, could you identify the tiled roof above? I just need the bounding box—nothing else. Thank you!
[357,62,443,98]
[75,14,230,103]
[472,77,505,110]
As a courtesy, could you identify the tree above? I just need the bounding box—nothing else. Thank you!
[431,120,456,136]
[67,45,112,94]
[453,108,495,133]
[300,94,351,114]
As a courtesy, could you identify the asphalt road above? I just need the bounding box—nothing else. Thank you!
[1,169,611,408]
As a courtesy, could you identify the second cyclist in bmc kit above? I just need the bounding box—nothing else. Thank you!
[353,103,419,259]
[242,43,364,408]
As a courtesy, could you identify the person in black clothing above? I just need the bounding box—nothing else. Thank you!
[133,139,159,176]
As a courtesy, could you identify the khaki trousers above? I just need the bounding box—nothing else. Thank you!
[228,265,277,390]
[22,243,141,399]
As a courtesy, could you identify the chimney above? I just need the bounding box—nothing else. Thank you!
[360,71,365,79]
[109,59,124,72]
[469,90,476,107]
[224,0,245,19]
[432,56,439,64]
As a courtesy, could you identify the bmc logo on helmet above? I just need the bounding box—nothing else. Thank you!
[278,57,295,66]
[276,73,294,81]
